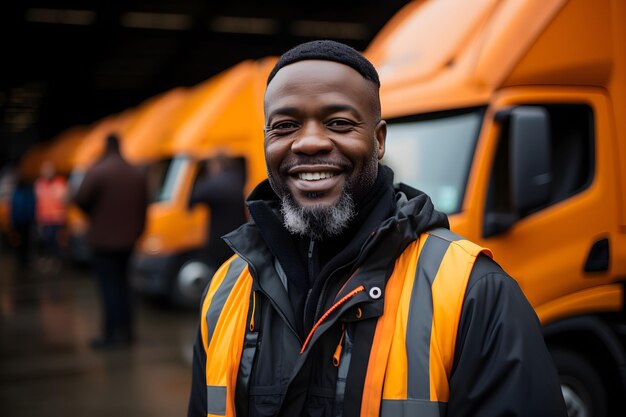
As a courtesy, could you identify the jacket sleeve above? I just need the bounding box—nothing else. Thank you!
[187,325,208,417]
[446,255,567,417]
[138,171,149,235]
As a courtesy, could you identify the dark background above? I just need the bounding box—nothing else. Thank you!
[1,0,411,167]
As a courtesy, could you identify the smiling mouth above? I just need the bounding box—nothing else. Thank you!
[297,172,336,181]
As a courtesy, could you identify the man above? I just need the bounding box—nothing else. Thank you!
[74,133,148,349]
[188,40,567,416]
[188,153,248,271]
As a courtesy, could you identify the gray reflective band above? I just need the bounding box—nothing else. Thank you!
[206,257,247,348]
[406,235,450,400]
[381,399,447,417]
[206,385,227,416]
[427,227,462,242]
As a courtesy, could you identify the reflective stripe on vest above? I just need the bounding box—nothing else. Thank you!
[201,229,491,416]
[201,255,252,417]
[362,228,492,417]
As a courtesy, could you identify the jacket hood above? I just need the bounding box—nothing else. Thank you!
[387,181,450,249]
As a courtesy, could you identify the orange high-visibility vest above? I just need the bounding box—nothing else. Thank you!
[199,228,491,417]
[35,176,68,225]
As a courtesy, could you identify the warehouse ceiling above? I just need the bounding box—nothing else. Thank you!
[0,0,412,166]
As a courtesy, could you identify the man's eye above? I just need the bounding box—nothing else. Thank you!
[327,119,354,131]
[272,121,299,131]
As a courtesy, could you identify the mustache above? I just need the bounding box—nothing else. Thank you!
[279,157,351,172]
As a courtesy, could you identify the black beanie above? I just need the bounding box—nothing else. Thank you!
[267,40,380,87]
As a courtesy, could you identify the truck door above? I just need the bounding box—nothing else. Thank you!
[479,88,621,320]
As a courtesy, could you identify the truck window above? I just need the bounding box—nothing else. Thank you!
[486,104,594,220]
[154,156,188,203]
[383,108,484,214]
[146,158,173,203]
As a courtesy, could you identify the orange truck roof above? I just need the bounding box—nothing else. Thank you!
[18,126,88,181]
[367,0,572,116]
[169,57,277,191]
[44,126,89,175]
[119,87,189,164]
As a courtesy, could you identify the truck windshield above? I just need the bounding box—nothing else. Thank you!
[154,156,188,203]
[382,108,484,214]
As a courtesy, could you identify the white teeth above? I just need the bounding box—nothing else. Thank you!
[298,172,335,181]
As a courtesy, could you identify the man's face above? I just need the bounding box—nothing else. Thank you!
[264,60,386,212]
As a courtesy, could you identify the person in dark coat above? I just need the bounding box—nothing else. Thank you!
[188,153,248,270]
[74,133,148,349]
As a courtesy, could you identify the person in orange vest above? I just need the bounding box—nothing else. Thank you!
[34,160,68,273]
[187,41,567,417]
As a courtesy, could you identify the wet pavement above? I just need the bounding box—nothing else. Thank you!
[0,249,198,417]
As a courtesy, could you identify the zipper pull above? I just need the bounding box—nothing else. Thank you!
[333,323,346,367]
[308,239,315,258]
[300,285,365,353]
[249,290,257,331]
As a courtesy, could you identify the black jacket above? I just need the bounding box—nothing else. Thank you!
[188,167,567,417]
[188,166,248,266]
[74,149,147,251]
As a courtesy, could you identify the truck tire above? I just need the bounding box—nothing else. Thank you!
[170,256,214,309]
[551,348,607,417]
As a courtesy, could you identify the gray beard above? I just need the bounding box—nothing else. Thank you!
[280,191,355,240]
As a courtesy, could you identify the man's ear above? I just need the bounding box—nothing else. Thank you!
[375,120,387,160]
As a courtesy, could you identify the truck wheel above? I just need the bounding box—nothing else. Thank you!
[551,349,607,417]
[170,258,214,309]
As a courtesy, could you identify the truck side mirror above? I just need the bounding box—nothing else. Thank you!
[508,106,552,214]
[483,106,552,238]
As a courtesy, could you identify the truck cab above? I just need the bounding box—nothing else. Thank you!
[367,0,626,415]
[130,58,275,308]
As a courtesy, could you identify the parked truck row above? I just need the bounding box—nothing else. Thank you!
[5,1,625,415]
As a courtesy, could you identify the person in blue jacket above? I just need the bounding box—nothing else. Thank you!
[10,172,36,270]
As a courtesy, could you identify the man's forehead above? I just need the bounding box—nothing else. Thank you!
[264,60,375,107]
[267,60,365,88]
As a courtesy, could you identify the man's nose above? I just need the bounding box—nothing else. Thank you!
[291,121,333,155]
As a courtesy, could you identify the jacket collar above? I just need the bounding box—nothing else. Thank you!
[224,166,449,323]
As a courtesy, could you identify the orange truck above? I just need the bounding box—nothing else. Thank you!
[130,58,275,308]
[367,0,626,415]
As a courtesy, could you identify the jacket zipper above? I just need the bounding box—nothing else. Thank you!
[308,238,316,284]
[303,238,317,330]
[311,230,379,328]
[300,285,364,353]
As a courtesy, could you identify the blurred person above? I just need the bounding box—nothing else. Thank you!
[34,160,68,273]
[10,173,36,271]
[187,41,567,416]
[74,133,148,349]
[188,153,248,271]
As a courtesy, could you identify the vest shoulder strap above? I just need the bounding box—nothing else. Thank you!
[362,228,491,417]
[201,255,253,417]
